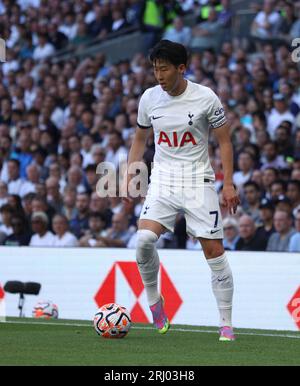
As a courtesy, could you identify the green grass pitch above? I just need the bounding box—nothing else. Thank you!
[0,318,299,366]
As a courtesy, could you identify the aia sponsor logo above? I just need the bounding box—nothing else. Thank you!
[158,131,196,147]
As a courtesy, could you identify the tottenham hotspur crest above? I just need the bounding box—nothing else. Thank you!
[188,112,194,126]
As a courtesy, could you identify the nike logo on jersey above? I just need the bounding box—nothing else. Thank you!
[217,276,229,282]
[210,229,221,234]
[151,115,164,120]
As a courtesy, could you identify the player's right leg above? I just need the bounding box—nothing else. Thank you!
[136,217,171,334]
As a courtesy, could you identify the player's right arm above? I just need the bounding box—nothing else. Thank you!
[122,127,150,202]
[122,89,152,202]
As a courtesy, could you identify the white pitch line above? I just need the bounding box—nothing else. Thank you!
[2,320,300,340]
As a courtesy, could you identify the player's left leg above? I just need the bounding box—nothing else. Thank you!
[198,238,235,341]
[184,183,235,340]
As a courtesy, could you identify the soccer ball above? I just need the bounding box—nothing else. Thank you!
[93,303,131,339]
[32,300,59,319]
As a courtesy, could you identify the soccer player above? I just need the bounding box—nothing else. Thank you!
[124,40,240,341]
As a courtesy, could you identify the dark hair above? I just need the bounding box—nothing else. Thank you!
[85,164,97,173]
[264,167,279,176]
[243,181,260,192]
[8,158,20,168]
[0,204,14,214]
[149,39,188,67]
[288,180,300,192]
[263,139,277,150]
[89,212,106,222]
[271,179,287,191]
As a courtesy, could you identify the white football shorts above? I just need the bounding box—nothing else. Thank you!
[139,182,224,239]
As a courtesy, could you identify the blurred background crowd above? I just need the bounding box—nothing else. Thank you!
[0,0,300,252]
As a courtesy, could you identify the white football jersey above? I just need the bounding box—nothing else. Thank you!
[137,80,227,186]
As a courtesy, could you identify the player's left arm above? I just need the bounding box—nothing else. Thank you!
[213,122,240,215]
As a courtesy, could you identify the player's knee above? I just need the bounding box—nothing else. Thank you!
[204,243,224,259]
[136,229,158,264]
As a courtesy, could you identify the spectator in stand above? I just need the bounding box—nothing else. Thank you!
[29,211,55,247]
[218,0,233,32]
[242,181,261,224]
[0,181,9,207]
[52,214,78,247]
[47,22,68,51]
[0,204,14,239]
[0,134,12,183]
[95,212,134,248]
[261,167,279,199]
[22,192,36,223]
[251,0,281,39]
[274,124,294,159]
[288,209,300,252]
[48,162,66,193]
[163,16,192,46]
[79,212,107,247]
[25,163,40,192]
[61,187,78,221]
[69,192,90,238]
[267,94,295,140]
[84,164,98,194]
[105,130,128,170]
[286,180,300,217]
[45,176,63,214]
[267,209,296,251]
[233,151,254,189]
[3,214,31,246]
[7,159,35,198]
[190,8,222,51]
[222,217,239,251]
[58,12,78,41]
[33,33,55,61]
[7,194,26,218]
[31,196,55,226]
[294,129,300,159]
[89,192,112,227]
[71,21,90,47]
[260,141,288,170]
[235,214,267,251]
[274,195,293,216]
[256,198,275,242]
[111,10,128,32]
[277,1,300,41]
[10,131,33,178]
[269,180,287,203]
[66,166,86,194]
[80,134,94,168]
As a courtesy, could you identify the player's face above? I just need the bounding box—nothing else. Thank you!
[153,59,185,94]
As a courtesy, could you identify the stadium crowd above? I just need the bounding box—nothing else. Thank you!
[0,0,300,252]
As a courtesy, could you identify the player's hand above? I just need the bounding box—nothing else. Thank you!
[222,184,240,215]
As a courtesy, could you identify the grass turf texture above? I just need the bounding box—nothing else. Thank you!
[0,318,299,366]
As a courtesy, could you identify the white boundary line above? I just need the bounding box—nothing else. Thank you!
[3,320,300,340]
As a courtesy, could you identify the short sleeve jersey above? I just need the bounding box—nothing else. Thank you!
[137,80,227,185]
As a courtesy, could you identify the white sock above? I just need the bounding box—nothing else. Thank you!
[136,230,160,306]
[206,253,234,327]
[143,249,160,306]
